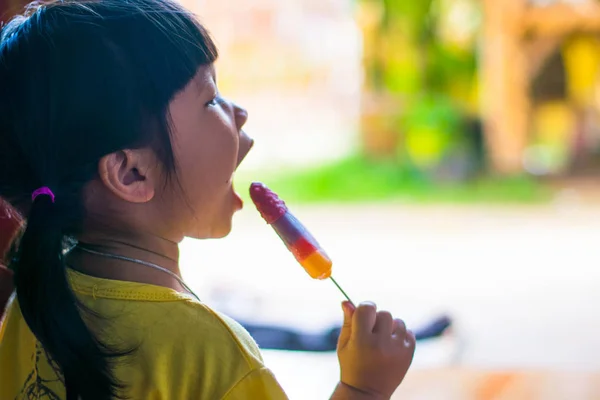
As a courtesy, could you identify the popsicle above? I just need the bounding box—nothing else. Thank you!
[250,182,354,305]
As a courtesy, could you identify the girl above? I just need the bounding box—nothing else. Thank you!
[0,1,416,399]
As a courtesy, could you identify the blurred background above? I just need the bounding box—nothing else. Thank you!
[5,0,600,398]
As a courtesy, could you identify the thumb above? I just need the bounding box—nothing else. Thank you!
[337,301,355,349]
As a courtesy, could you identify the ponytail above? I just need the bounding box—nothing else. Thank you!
[1,0,219,397]
[12,193,128,399]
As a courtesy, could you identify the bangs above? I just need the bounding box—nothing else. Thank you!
[0,0,218,200]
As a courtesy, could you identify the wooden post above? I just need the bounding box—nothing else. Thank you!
[522,2,600,37]
[357,0,402,159]
[481,0,530,175]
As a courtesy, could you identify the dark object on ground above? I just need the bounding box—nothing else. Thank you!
[240,315,452,352]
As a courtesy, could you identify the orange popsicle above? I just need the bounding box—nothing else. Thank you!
[250,182,353,303]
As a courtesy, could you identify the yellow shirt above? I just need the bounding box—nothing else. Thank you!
[0,270,288,399]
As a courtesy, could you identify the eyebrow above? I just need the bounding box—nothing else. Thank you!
[193,69,216,96]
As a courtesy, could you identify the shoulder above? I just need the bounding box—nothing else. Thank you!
[114,299,274,398]
[134,299,263,368]
[211,308,264,363]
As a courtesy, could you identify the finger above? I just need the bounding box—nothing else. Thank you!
[341,301,355,328]
[373,311,393,335]
[392,318,407,338]
[404,329,416,350]
[352,302,377,338]
[337,301,356,349]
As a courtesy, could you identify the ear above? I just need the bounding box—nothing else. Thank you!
[98,149,157,203]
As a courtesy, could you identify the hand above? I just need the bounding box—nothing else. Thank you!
[336,301,416,399]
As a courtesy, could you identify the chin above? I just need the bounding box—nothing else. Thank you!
[209,208,238,238]
[209,226,232,239]
[185,208,236,239]
[192,220,233,240]
[186,225,232,240]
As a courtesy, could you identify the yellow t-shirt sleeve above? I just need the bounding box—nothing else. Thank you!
[223,367,288,400]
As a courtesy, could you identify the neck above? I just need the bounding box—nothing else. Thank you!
[66,228,188,293]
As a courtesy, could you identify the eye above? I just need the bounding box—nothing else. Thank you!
[206,95,224,107]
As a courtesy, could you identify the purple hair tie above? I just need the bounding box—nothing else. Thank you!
[31,187,55,203]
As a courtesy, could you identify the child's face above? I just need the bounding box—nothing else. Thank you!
[161,65,252,239]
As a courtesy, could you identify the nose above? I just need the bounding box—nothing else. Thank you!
[237,131,253,166]
[234,104,253,166]
[234,104,248,130]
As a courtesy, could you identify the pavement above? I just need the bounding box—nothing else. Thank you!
[179,199,600,399]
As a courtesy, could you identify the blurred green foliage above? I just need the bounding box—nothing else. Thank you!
[236,155,550,205]
[367,0,478,95]
[236,1,549,205]
[362,0,482,178]
[400,93,464,169]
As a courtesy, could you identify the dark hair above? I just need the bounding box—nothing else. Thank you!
[0,1,217,398]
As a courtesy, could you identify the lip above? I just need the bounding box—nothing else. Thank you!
[231,181,243,211]
[233,190,243,211]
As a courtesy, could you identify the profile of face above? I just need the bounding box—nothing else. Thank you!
[164,65,253,239]
[95,65,252,241]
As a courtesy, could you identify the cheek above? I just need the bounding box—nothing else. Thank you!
[173,135,235,206]
[169,113,239,199]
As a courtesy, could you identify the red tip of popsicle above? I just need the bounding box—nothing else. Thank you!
[249,182,288,224]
